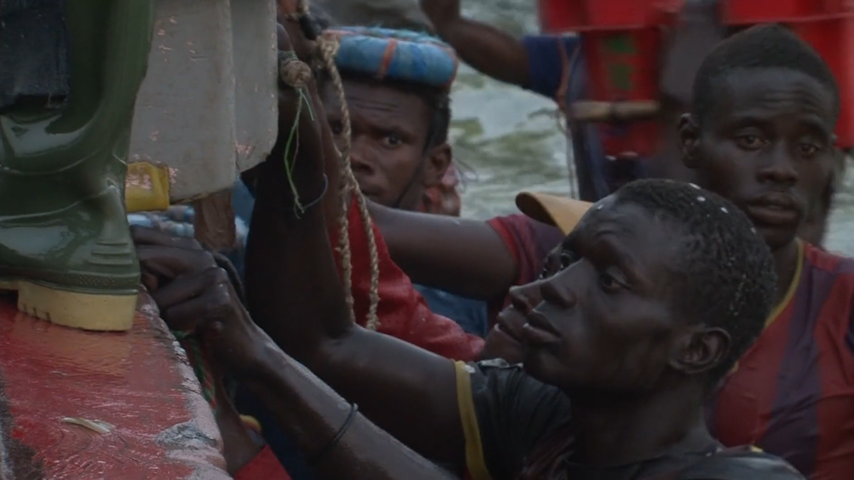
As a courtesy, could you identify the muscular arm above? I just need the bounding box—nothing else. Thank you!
[429,16,530,88]
[244,26,466,466]
[244,338,460,480]
[369,201,517,300]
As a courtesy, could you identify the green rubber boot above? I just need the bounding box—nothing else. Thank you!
[0,0,154,331]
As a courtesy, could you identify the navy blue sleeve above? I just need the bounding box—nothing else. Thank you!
[522,34,580,99]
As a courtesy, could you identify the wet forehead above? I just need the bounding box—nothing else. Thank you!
[712,68,836,132]
[574,200,678,256]
[325,78,431,123]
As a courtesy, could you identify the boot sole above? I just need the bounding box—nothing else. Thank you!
[0,280,137,332]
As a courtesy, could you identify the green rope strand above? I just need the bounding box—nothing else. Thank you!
[282,86,316,219]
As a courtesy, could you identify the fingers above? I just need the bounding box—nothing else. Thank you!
[131,226,203,251]
[137,244,217,281]
[155,267,235,333]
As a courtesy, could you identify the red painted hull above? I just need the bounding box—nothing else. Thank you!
[0,290,231,480]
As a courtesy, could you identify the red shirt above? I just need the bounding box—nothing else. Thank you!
[336,197,484,360]
[708,242,854,480]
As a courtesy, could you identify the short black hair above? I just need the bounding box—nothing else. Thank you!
[613,179,777,384]
[693,23,840,126]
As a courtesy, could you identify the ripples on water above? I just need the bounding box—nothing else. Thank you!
[452,0,854,255]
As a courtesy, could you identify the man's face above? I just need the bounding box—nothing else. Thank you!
[321,77,450,211]
[681,68,839,251]
[520,197,703,396]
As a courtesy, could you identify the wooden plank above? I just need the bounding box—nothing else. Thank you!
[0,291,231,479]
[194,190,237,252]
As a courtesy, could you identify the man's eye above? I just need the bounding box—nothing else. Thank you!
[560,252,576,269]
[798,143,820,157]
[383,134,403,147]
[736,134,765,150]
[598,272,622,293]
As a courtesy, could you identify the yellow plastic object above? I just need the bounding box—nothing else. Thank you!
[126,162,172,213]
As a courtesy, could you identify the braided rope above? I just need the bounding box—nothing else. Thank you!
[308,4,381,330]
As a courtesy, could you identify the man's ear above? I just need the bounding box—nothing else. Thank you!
[679,113,702,170]
[422,143,452,188]
[668,326,730,376]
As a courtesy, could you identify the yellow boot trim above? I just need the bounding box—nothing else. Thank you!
[0,280,137,332]
[125,162,171,213]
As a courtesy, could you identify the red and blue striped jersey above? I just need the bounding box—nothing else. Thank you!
[708,242,854,480]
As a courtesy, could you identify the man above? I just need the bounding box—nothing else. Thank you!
[269,24,490,334]
[141,174,804,479]
[319,27,457,215]
[238,24,798,480]
[138,24,802,479]
[479,25,854,480]
[130,19,486,480]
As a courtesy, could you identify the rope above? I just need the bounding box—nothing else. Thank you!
[310,7,381,330]
[176,4,384,413]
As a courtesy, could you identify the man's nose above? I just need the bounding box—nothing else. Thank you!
[349,135,375,176]
[757,141,799,186]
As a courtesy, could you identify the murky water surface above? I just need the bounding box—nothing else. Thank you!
[453,1,854,255]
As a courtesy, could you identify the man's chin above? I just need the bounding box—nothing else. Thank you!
[521,346,558,383]
[754,223,799,251]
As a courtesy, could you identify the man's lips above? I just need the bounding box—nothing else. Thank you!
[745,193,802,226]
[520,311,561,346]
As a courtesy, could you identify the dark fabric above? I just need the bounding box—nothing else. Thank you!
[467,360,803,480]
[0,0,70,109]
[467,360,572,480]
[414,285,489,338]
[558,449,804,480]
[708,243,854,479]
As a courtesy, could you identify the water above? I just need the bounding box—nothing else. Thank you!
[451,0,854,255]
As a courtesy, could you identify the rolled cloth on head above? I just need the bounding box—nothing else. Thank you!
[324,27,459,89]
[0,0,70,109]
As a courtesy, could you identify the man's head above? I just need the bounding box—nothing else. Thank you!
[679,24,842,251]
[319,28,456,211]
[520,179,776,399]
[321,74,451,210]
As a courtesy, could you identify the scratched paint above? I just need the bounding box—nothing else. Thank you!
[0,291,231,479]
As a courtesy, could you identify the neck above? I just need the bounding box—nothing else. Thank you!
[568,385,712,466]
[771,240,800,307]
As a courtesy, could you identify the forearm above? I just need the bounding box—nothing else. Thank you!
[245,343,460,480]
[370,202,517,300]
[246,180,465,464]
[434,17,529,87]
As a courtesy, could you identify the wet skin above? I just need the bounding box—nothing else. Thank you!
[321,77,450,211]
[481,246,561,363]
[680,68,840,302]
[142,21,735,480]
[517,199,728,399]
